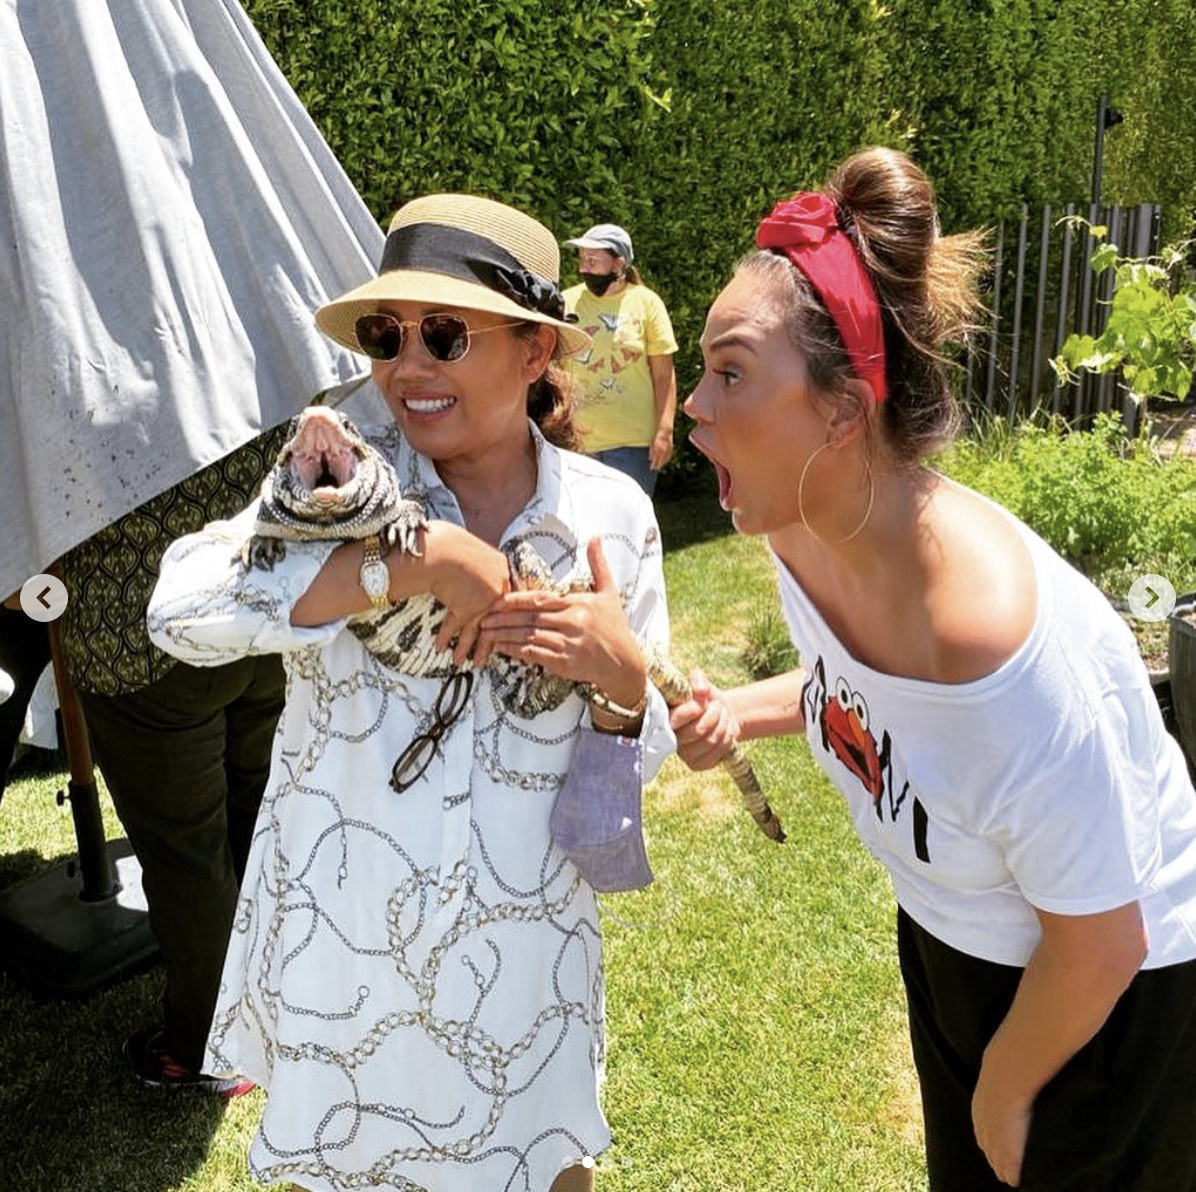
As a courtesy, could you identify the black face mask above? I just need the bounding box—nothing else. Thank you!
[580,271,620,297]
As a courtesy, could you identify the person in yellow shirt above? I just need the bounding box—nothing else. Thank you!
[562,224,678,495]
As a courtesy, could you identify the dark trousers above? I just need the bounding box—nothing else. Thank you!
[898,907,1196,1191]
[0,607,52,802]
[79,655,285,1071]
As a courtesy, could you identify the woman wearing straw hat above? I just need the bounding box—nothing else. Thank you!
[148,194,672,1192]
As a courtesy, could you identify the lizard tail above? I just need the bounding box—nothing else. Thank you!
[644,648,786,845]
[720,743,787,843]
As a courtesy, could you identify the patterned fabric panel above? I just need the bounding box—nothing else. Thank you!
[58,424,290,696]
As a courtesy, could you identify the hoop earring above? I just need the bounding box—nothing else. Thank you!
[797,442,875,546]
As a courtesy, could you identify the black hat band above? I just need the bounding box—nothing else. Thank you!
[379,223,568,322]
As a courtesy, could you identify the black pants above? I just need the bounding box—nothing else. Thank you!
[79,655,285,1071]
[0,607,52,802]
[898,907,1196,1191]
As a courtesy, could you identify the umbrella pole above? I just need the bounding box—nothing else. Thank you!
[0,610,157,996]
[46,618,117,900]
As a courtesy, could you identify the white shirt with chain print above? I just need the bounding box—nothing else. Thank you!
[148,421,672,1192]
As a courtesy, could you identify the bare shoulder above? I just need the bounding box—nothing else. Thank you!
[923,481,1038,684]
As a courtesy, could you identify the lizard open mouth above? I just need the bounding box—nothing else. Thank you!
[274,406,375,513]
[313,457,341,490]
[295,447,360,497]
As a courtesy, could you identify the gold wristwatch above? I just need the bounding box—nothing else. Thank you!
[359,534,390,611]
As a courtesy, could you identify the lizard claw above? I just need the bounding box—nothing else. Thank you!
[382,501,428,557]
[243,535,287,571]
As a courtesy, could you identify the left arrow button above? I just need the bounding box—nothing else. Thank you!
[19,574,69,622]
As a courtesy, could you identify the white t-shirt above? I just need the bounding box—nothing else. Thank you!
[775,506,1196,969]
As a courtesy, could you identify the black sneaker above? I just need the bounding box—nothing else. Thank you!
[124,1027,255,1097]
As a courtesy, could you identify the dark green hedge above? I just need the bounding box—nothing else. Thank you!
[242,0,658,233]
[242,0,1195,470]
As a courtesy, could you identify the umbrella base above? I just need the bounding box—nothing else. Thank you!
[0,838,159,997]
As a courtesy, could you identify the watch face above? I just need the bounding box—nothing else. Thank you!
[361,559,389,600]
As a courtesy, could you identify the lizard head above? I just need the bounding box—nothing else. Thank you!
[279,407,369,505]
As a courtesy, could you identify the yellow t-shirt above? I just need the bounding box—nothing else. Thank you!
[564,283,677,453]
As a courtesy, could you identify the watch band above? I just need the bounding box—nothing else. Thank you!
[360,534,390,611]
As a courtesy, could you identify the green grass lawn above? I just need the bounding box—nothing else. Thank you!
[0,489,927,1192]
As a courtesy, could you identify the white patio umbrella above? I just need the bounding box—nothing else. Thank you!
[0,0,386,993]
[0,0,386,599]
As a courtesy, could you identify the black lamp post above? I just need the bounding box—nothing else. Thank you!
[1092,95,1124,209]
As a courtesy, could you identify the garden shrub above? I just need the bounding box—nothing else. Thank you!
[1053,228,1196,403]
[937,412,1196,594]
[240,0,1196,477]
[743,605,800,680]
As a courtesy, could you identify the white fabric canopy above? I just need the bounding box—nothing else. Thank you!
[0,0,386,597]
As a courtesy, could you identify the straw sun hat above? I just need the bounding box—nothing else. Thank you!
[315,194,590,357]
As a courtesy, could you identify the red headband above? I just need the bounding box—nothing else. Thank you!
[755,192,887,402]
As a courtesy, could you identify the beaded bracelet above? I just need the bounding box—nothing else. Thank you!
[589,685,648,734]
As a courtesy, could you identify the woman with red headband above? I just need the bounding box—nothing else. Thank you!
[672,146,1196,1191]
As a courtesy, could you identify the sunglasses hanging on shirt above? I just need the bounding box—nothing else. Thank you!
[389,670,475,793]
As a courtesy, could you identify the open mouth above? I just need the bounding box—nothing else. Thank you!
[712,460,732,508]
[294,447,358,497]
[690,435,733,509]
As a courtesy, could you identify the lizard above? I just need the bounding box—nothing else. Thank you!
[245,405,785,843]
